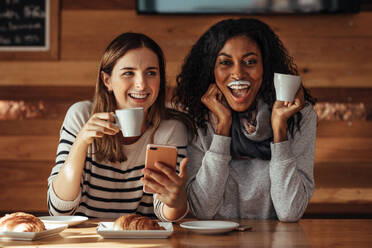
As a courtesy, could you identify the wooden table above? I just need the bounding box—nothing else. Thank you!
[1,218,372,247]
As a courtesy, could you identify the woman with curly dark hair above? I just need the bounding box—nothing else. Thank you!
[173,18,317,221]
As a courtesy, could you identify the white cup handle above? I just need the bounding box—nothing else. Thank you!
[113,114,121,129]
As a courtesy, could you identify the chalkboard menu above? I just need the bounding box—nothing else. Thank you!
[0,0,58,60]
[0,0,50,51]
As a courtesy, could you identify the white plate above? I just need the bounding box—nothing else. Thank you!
[39,216,88,226]
[0,223,67,241]
[180,220,239,234]
[97,222,173,239]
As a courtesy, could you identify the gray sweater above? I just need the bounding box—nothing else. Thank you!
[186,104,317,222]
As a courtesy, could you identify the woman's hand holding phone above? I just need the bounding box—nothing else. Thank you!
[142,158,188,221]
[142,145,188,220]
[142,158,188,206]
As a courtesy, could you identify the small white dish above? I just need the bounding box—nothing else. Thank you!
[180,220,239,234]
[39,216,88,226]
[97,222,173,239]
[0,223,67,241]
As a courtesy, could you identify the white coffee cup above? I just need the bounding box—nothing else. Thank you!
[274,73,302,102]
[114,107,144,137]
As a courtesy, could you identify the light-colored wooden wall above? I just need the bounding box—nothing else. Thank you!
[1,0,372,215]
[2,10,372,87]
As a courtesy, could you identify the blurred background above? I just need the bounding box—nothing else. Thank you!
[0,0,371,217]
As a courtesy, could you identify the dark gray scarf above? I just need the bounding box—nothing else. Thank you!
[230,99,273,160]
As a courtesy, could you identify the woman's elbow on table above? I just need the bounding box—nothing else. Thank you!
[277,213,302,223]
[276,205,305,222]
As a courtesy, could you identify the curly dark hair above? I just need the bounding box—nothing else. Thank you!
[173,18,316,136]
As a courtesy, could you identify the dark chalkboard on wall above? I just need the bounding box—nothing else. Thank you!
[0,0,59,60]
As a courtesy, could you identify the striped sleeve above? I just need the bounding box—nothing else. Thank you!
[47,101,91,215]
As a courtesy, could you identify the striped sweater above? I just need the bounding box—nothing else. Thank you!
[47,101,188,220]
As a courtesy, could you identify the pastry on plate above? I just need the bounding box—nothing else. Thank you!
[0,212,46,232]
[113,213,165,230]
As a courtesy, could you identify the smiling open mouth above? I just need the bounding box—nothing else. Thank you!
[227,80,251,97]
[128,92,149,99]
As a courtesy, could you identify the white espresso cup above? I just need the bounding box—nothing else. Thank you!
[114,107,144,137]
[274,73,302,102]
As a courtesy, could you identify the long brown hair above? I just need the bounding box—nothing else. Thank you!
[91,32,167,162]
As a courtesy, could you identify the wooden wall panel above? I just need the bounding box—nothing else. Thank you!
[311,189,372,204]
[310,88,372,103]
[315,137,372,163]
[0,161,50,212]
[59,10,372,88]
[309,161,372,213]
[0,61,181,87]
[59,10,372,61]
[0,136,57,161]
[0,11,371,87]
[306,204,372,215]
[313,162,372,188]
[1,11,371,88]
[316,121,372,138]
[0,61,97,86]
[0,86,94,101]
[59,11,372,57]
[299,63,372,88]
[0,120,62,136]
[309,121,372,214]
[2,60,372,88]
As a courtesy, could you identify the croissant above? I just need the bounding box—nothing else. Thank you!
[113,214,165,230]
[0,212,46,232]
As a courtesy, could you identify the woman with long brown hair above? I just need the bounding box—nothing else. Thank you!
[48,32,189,221]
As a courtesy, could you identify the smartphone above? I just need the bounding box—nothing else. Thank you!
[144,144,178,192]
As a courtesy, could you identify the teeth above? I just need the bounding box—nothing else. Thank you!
[129,93,147,99]
[230,85,249,89]
[227,80,251,89]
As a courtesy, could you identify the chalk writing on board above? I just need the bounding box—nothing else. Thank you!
[0,0,50,51]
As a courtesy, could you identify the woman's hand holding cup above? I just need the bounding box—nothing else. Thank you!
[76,112,120,146]
[272,73,305,133]
[271,87,305,143]
[272,87,305,122]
